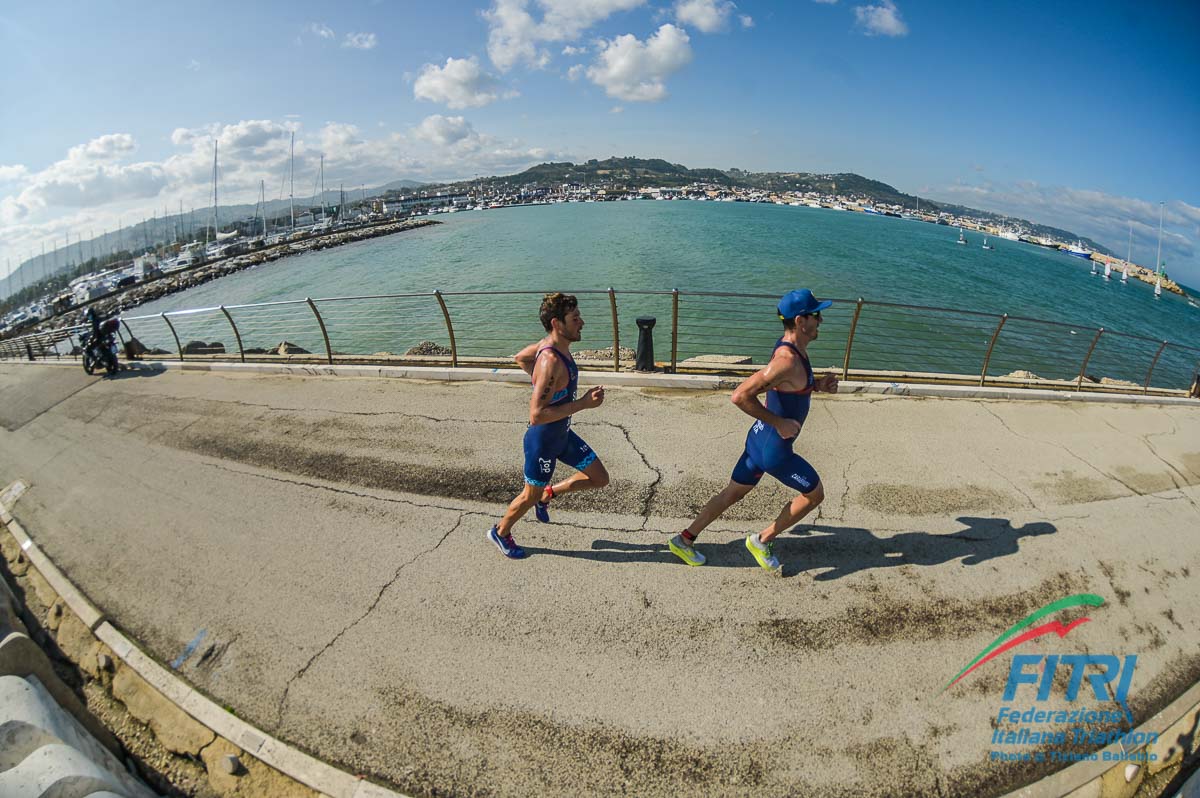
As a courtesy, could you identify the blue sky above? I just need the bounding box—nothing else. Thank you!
[2,0,1198,285]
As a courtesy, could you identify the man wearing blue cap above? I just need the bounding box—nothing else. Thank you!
[668,288,837,575]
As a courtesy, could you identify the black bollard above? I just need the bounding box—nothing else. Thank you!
[26,342,35,361]
[635,316,657,372]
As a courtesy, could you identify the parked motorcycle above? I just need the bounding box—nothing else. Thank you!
[80,315,121,376]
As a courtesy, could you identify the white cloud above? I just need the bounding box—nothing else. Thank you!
[0,120,570,274]
[413,115,478,147]
[307,22,335,39]
[69,134,136,162]
[566,64,585,81]
[562,45,586,56]
[674,0,737,33]
[187,59,201,71]
[0,165,29,183]
[813,0,839,4]
[343,32,378,50]
[2,134,164,223]
[739,14,754,27]
[484,0,646,72]
[610,105,624,113]
[414,57,512,109]
[854,0,908,36]
[319,122,363,151]
[586,24,693,102]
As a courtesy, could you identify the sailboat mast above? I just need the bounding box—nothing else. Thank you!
[212,140,219,237]
[289,132,296,232]
[1154,201,1163,277]
[319,154,325,222]
[261,180,267,236]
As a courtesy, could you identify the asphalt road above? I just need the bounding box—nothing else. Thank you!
[1,361,1198,797]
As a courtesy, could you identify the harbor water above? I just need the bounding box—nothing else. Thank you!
[126,201,1200,386]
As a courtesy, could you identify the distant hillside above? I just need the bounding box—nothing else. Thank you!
[425,157,1110,255]
[378,179,426,191]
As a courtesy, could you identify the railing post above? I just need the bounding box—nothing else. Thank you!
[121,320,137,357]
[1143,341,1169,394]
[1076,328,1104,390]
[841,298,864,380]
[670,288,679,373]
[979,313,1008,386]
[608,287,619,372]
[305,298,334,365]
[161,313,183,361]
[219,305,245,363]
[434,290,458,368]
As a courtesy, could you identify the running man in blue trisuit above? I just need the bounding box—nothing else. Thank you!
[488,292,609,559]
[668,288,838,574]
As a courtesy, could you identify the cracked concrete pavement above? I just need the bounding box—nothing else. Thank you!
[1,361,1199,797]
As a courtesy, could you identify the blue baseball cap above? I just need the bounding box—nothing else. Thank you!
[777,289,832,320]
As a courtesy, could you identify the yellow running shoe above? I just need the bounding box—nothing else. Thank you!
[668,534,706,566]
[745,534,781,575]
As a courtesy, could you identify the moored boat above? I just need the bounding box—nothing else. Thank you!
[1065,241,1093,259]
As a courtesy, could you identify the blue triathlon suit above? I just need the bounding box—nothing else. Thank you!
[730,339,821,494]
[522,346,599,486]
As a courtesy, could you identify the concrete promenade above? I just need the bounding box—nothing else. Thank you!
[0,360,1198,797]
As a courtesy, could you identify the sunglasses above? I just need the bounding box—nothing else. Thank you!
[805,311,822,320]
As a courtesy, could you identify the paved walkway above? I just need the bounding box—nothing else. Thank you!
[1,361,1198,797]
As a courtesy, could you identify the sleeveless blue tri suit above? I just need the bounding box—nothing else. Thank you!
[522,346,599,486]
[730,339,821,494]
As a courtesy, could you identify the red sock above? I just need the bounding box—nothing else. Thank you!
[681,529,696,544]
[543,485,556,502]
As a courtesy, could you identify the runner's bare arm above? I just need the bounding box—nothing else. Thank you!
[730,350,802,439]
[815,373,840,393]
[514,342,539,375]
[527,353,605,425]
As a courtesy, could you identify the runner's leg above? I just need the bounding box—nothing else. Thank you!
[548,431,608,497]
[758,481,824,544]
[686,480,755,539]
[502,427,555,536]
[497,483,545,536]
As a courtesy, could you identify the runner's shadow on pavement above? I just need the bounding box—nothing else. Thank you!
[525,538,840,577]
[525,516,1055,580]
[781,516,1057,580]
[521,539,679,566]
[106,363,168,379]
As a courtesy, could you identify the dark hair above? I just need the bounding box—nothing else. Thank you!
[539,292,578,331]
[781,316,796,331]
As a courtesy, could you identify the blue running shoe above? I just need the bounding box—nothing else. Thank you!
[488,525,527,559]
[534,500,550,523]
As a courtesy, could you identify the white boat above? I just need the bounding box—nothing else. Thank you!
[956,228,966,245]
[1122,222,1131,283]
[981,236,993,250]
[1103,262,1111,280]
[1090,262,1098,275]
[1065,241,1093,259]
[1153,202,1164,299]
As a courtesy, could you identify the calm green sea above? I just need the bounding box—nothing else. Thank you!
[127,201,1200,387]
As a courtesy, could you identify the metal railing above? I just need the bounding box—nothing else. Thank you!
[4,290,1199,396]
